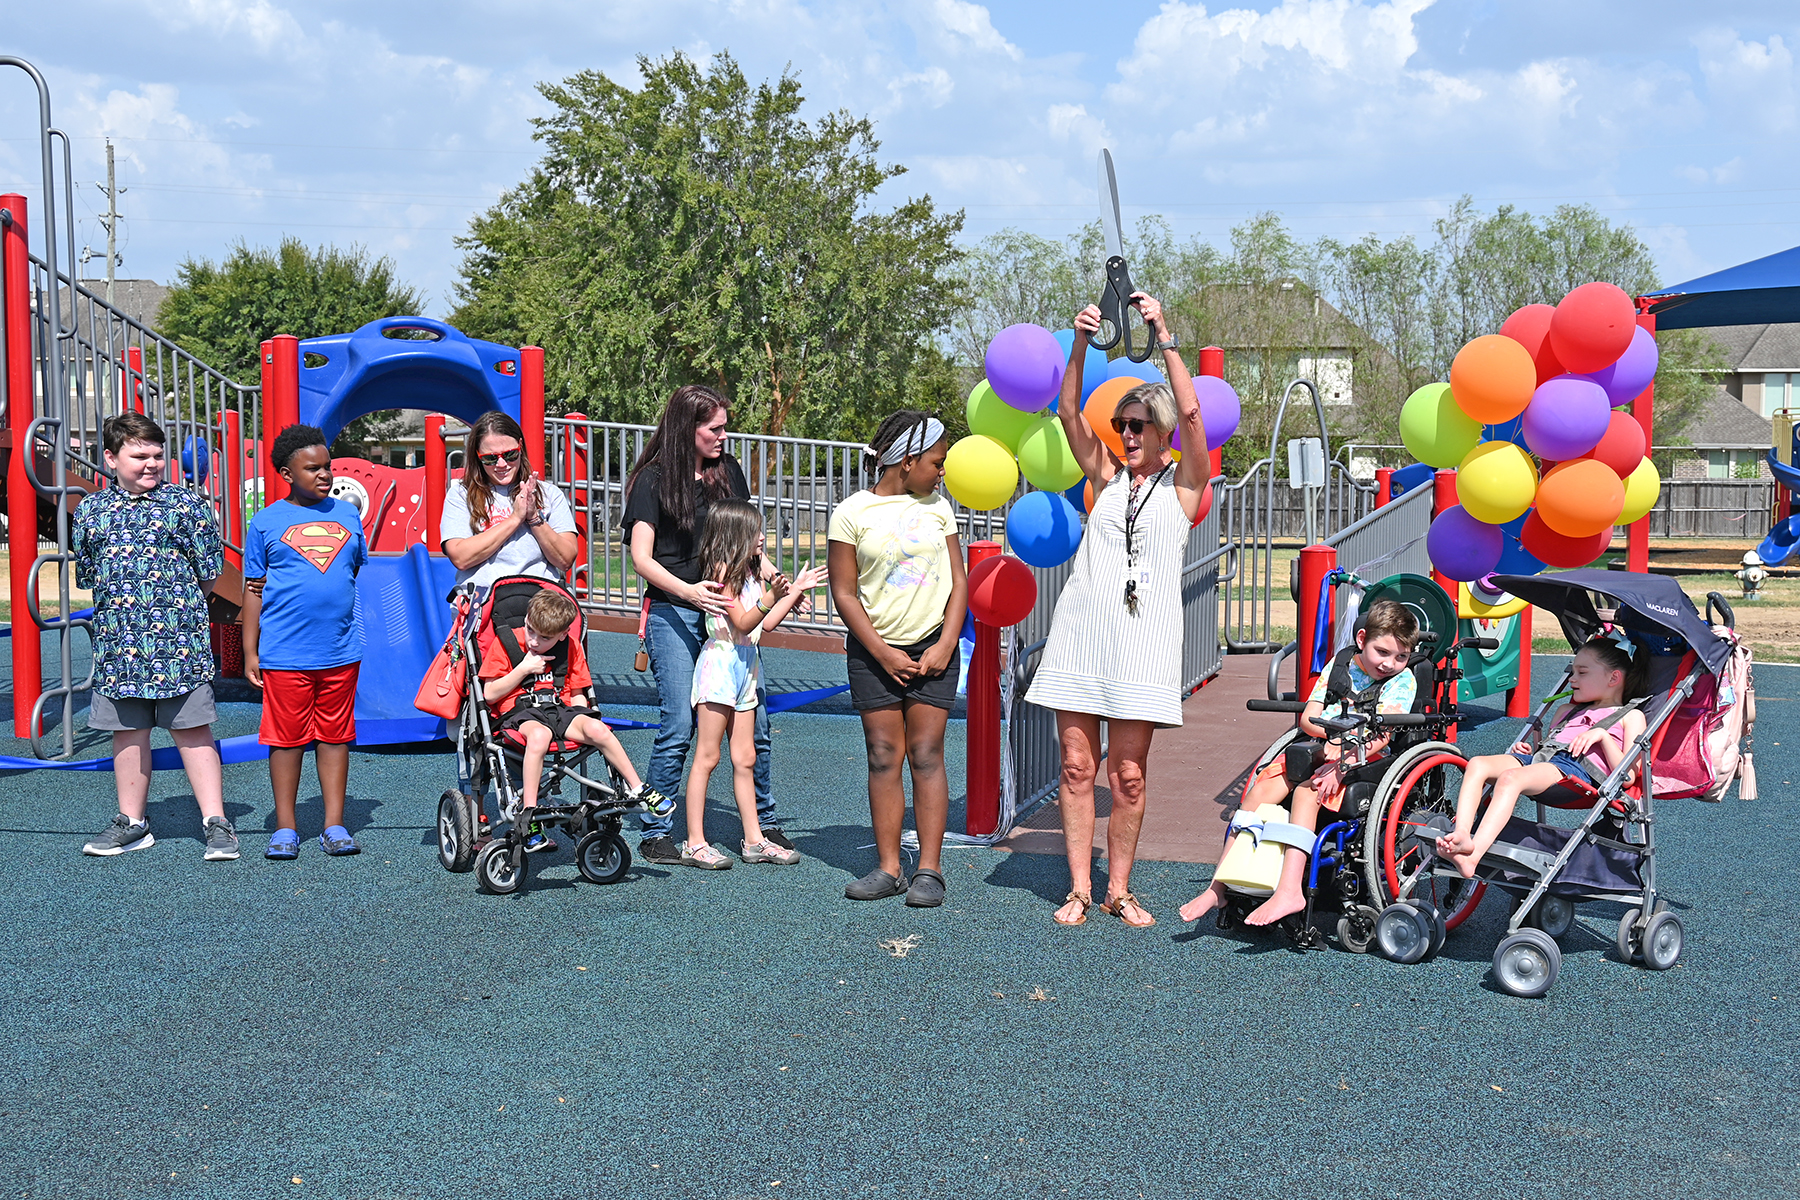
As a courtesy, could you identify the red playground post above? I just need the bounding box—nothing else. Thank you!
[965,538,1002,836]
[259,337,301,509]
[221,409,243,559]
[1198,345,1225,481]
[1375,467,1393,508]
[1506,606,1533,718]
[1295,543,1337,702]
[1431,469,1460,742]
[4,194,39,737]
[520,346,545,477]
[424,415,445,554]
[1627,309,1655,573]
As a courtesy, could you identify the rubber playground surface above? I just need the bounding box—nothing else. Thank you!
[2,630,1797,1199]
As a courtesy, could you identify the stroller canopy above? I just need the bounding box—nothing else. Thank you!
[1491,570,1732,676]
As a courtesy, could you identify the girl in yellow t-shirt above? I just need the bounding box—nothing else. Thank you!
[826,412,969,908]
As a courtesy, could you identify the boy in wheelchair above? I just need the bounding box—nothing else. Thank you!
[1181,600,1422,926]
[479,587,672,852]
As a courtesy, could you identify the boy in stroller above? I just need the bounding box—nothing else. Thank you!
[479,584,673,851]
[1181,599,1422,926]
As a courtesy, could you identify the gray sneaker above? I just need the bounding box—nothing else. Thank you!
[83,814,154,857]
[202,816,241,862]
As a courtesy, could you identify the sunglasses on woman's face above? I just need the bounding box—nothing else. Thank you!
[478,448,523,467]
[1110,418,1151,435]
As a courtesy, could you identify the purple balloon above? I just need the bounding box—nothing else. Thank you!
[1578,325,1658,407]
[1427,505,1504,582]
[1522,375,1611,460]
[1193,376,1242,452]
[985,324,1065,412]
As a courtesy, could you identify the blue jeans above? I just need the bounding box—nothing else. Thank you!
[641,602,775,838]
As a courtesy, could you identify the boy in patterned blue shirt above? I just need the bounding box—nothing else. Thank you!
[73,413,237,861]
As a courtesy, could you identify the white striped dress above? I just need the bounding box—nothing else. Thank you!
[1025,467,1187,727]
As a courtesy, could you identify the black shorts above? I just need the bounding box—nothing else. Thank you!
[500,701,599,743]
[845,628,961,713]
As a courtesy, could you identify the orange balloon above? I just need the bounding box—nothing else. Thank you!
[1083,377,1138,460]
[1083,479,1095,513]
[1449,334,1537,424]
[1535,458,1624,538]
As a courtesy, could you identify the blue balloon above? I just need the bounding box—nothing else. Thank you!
[1495,511,1545,577]
[1064,478,1089,514]
[1109,358,1163,385]
[181,435,212,486]
[1484,415,1527,450]
[1006,489,1084,568]
[1052,329,1108,405]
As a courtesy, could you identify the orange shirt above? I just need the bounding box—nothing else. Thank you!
[478,630,593,717]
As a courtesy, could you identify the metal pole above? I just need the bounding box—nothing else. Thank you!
[103,140,118,306]
[966,539,1002,837]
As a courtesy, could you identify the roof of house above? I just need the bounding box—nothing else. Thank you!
[1681,387,1773,448]
[1686,323,1800,372]
[54,279,172,342]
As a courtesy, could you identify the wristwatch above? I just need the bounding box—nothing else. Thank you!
[1155,335,1180,351]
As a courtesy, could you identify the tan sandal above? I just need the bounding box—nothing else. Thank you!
[1102,892,1156,927]
[1054,890,1092,926]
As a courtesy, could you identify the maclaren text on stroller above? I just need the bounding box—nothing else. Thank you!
[1364,570,1754,997]
[1222,573,1494,953]
[433,576,655,895]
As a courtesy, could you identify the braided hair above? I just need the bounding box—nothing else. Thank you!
[862,409,938,477]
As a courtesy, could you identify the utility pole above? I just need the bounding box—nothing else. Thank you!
[81,140,124,302]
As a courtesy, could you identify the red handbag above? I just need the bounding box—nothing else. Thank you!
[414,604,471,720]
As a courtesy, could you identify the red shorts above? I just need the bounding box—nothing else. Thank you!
[260,663,359,747]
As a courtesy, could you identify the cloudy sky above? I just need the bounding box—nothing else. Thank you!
[4,1,1799,318]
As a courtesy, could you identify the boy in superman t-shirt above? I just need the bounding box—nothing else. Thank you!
[242,424,370,860]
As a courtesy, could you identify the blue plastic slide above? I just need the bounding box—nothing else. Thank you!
[1756,451,1800,566]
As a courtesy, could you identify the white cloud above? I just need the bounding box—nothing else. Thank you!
[1693,28,1796,134]
[926,0,1023,61]
[158,0,304,52]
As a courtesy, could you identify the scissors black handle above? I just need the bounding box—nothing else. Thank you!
[1092,255,1153,363]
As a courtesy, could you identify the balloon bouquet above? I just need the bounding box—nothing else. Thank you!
[1401,282,1662,592]
[944,322,1243,625]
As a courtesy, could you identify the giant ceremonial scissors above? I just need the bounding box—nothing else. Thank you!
[1091,148,1153,363]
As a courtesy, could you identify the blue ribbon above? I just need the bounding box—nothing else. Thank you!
[0,608,95,638]
[764,683,850,715]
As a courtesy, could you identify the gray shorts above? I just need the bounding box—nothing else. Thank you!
[88,684,217,732]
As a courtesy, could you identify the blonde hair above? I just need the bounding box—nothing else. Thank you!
[1115,381,1177,433]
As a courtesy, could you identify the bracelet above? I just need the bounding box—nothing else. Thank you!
[757,597,773,613]
[1155,335,1180,351]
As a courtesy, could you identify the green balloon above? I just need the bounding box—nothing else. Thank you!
[967,379,1038,453]
[1400,381,1482,469]
[1017,416,1084,492]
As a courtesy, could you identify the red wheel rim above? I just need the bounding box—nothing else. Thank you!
[1381,750,1486,930]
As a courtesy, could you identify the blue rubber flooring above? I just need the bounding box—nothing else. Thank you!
[2,629,1797,1198]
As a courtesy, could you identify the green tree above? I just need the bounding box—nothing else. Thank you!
[156,238,424,451]
[451,52,965,440]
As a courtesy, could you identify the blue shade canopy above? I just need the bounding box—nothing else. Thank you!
[1641,245,1800,330]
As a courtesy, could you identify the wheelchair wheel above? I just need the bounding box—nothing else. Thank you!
[437,790,478,872]
[475,840,527,895]
[1493,928,1561,998]
[1375,902,1433,964]
[1365,742,1486,930]
[1337,904,1380,954]
[575,830,631,885]
[1640,911,1683,971]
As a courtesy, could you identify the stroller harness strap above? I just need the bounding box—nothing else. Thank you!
[494,624,572,712]
[1531,699,1644,769]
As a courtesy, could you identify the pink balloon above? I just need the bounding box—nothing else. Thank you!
[1577,325,1658,407]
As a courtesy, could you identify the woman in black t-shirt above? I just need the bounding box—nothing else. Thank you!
[623,385,791,864]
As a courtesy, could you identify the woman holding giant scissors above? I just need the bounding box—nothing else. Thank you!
[1024,294,1209,928]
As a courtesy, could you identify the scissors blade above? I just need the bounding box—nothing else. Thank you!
[1098,148,1125,262]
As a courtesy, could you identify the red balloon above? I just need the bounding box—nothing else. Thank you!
[967,553,1038,627]
[1499,303,1565,385]
[1549,282,1637,374]
[1520,510,1614,569]
[1191,480,1215,527]
[1580,410,1648,478]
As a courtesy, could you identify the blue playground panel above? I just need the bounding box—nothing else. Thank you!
[297,316,521,444]
[351,544,458,744]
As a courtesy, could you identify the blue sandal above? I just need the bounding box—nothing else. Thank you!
[319,826,360,856]
[266,829,300,860]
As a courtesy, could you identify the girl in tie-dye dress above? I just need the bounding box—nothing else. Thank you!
[679,501,827,870]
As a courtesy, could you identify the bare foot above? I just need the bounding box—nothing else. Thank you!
[1179,883,1226,922]
[1245,889,1307,926]
[1448,848,1481,879]
[1435,830,1473,859]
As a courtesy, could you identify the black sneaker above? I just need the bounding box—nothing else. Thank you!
[202,816,241,862]
[638,835,684,865]
[763,828,796,852]
[83,814,154,857]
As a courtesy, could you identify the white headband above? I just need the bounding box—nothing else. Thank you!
[871,417,945,467]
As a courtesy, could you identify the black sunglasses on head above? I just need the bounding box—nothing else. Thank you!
[1110,417,1151,435]
[477,448,523,467]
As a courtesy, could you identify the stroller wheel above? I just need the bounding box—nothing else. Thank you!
[1422,906,1448,962]
[1493,929,1561,998]
[575,830,632,885]
[1376,903,1433,964]
[1337,904,1380,954]
[475,840,527,895]
[1615,908,1643,963]
[1525,894,1575,940]
[1640,911,1683,971]
[437,790,478,873]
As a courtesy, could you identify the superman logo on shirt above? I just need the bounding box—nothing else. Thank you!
[280,521,354,573]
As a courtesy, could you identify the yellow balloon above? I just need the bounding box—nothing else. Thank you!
[1458,582,1529,620]
[943,435,1019,511]
[1456,440,1539,525]
[1618,456,1661,524]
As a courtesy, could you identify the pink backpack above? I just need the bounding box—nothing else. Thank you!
[1649,626,1756,802]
